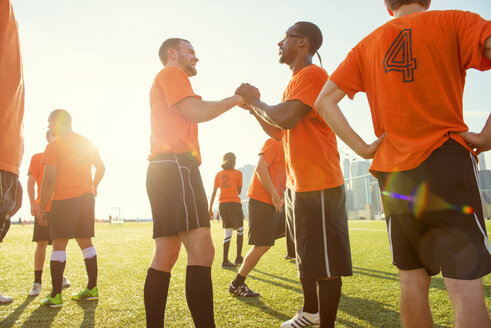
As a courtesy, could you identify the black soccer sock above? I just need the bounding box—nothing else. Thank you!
[34,270,42,284]
[185,266,215,328]
[232,274,246,286]
[236,228,243,259]
[144,268,171,328]
[317,277,342,328]
[84,256,98,289]
[223,241,231,263]
[82,247,98,289]
[300,277,319,314]
[50,251,67,297]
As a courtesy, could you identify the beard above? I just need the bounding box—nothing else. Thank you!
[178,55,197,77]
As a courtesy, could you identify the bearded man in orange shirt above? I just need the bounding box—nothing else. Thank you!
[236,22,352,328]
[145,38,244,328]
[316,0,491,327]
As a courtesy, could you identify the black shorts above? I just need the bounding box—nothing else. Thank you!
[378,139,491,279]
[248,198,284,246]
[147,153,210,238]
[0,170,19,242]
[33,216,52,243]
[219,202,244,229]
[50,193,95,239]
[286,185,352,279]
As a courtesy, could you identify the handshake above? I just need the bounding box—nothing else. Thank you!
[234,83,261,110]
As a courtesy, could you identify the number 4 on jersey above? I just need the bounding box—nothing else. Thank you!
[383,29,417,82]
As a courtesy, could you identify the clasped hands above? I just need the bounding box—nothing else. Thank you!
[235,83,260,111]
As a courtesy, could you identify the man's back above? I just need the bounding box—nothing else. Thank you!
[330,10,491,172]
[42,133,98,200]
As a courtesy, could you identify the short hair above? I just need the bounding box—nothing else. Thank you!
[385,0,429,11]
[158,38,190,66]
[293,22,323,55]
[49,109,72,128]
[221,152,236,170]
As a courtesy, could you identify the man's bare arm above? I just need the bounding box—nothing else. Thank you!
[484,35,491,61]
[236,83,310,130]
[176,95,243,123]
[315,81,383,159]
[256,155,282,212]
[27,174,38,216]
[38,165,57,225]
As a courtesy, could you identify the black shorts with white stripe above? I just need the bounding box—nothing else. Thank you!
[147,153,210,238]
[378,138,491,279]
[219,202,243,230]
[0,170,18,242]
[286,185,352,279]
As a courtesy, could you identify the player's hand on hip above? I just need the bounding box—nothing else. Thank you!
[358,134,385,159]
[459,131,491,155]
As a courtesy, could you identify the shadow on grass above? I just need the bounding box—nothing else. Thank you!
[74,300,98,328]
[252,269,299,285]
[234,296,291,321]
[353,266,446,291]
[247,274,302,294]
[21,303,61,328]
[0,296,35,327]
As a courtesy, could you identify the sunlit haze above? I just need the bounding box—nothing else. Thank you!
[12,0,491,221]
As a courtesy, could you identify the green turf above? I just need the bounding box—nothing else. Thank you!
[0,220,489,327]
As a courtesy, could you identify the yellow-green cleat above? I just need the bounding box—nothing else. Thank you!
[41,293,63,307]
[71,286,99,301]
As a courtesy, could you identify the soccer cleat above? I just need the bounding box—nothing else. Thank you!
[62,277,71,289]
[221,260,236,268]
[28,283,42,296]
[284,255,295,260]
[229,282,260,297]
[71,286,99,301]
[281,309,319,327]
[0,293,13,304]
[234,257,243,265]
[41,293,63,308]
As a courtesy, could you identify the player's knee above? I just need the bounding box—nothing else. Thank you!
[37,241,48,249]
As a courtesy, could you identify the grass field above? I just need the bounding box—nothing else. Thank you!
[0,220,489,327]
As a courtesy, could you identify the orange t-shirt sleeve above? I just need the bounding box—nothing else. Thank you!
[284,69,327,108]
[41,142,58,167]
[329,47,365,100]
[455,11,491,71]
[160,66,200,108]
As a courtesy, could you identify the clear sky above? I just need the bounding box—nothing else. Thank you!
[11,0,491,221]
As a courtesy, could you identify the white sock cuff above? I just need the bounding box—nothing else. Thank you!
[82,246,97,259]
[224,228,233,239]
[237,227,244,234]
[51,251,66,263]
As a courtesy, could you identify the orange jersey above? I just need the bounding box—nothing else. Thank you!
[28,152,51,211]
[214,169,242,203]
[330,10,491,173]
[149,65,202,164]
[0,0,24,176]
[42,133,101,200]
[282,64,344,192]
[247,138,286,204]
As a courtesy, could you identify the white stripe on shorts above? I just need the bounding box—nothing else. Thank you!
[174,155,190,230]
[320,190,331,277]
[181,166,200,228]
[387,216,394,262]
[469,153,490,254]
